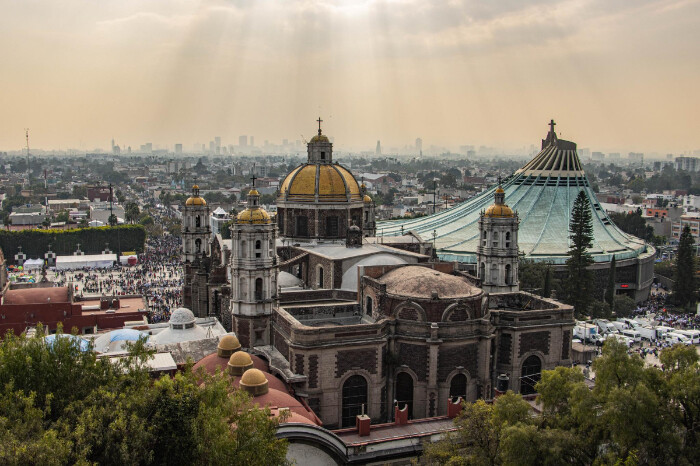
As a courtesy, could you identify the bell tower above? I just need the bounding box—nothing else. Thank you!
[182,184,210,263]
[477,179,519,293]
[231,184,278,348]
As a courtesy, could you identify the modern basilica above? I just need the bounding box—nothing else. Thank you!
[181,121,575,430]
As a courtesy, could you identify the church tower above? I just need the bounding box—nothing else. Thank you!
[477,180,519,293]
[231,185,278,348]
[182,184,210,263]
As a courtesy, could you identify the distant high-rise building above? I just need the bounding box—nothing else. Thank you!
[375,140,381,156]
[675,156,699,172]
[239,135,248,147]
[250,136,255,147]
[415,138,423,153]
[215,136,221,149]
[175,144,183,154]
[592,151,605,161]
[608,153,621,160]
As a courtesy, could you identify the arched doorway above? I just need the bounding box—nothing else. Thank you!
[520,355,542,396]
[395,372,413,419]
[342,375,368,428]
[449,373,467,401]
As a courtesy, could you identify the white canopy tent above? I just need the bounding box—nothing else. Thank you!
[22,258,45,270]
[55,254,117,270]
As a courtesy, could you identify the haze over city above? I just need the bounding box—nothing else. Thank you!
[1,0,699,153]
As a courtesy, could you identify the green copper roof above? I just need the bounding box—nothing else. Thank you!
[377,124,652,265]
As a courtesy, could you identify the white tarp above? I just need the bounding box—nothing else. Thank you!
[55,254,117,270]
[23,258,44,270]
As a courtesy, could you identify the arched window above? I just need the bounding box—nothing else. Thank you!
[490,263,498,284]
[195,238,201,253]
[241,240,247,258]
[505,264,512,285]
[196,216,201,228]
[255,240,262,258]
[366,296,373,315]
[255,278,263,301]
[342,375,367,428]
[449,374,467,401]
[479,262,485,280]
[318,266,324,288]
[492,231,499,248]
[482,230,487,247]
[521,355,542,396]
[505,231,511,248]
[395,372,414,419]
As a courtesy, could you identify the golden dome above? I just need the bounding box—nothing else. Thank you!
[228,351,254,376]
[217,335,241,357]
[310,134,330,143]
[484,204,514,218]
[279,163,362,202]
[363,194,372,203]
[237,207,271,224]
[185,196,207,206]
[192,184,199,190]
[248,188,260,196]
[239,368,269,396]
[495,186,505,194]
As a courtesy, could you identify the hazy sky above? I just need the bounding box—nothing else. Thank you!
[1,0,699,153]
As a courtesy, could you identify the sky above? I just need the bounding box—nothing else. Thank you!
[1,0,699,154]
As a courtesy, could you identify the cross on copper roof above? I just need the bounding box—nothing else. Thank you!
[549,119,556,134]
[317,117,323,136]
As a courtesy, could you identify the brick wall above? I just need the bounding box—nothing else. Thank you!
[235,318,250,348]
[438,344,479,381]
[396,342,428,381]
[335,348,378,378]
[308,355,319,388]
[294,353,304,375]
[274,330,290,361]
[498,333,512,364]
[561,330,571,360]
[518,331,550,357]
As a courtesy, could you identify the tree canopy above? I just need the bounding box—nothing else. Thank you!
[426,339,700,465]
[0,328,289,465]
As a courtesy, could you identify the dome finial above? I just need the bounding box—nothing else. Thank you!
[317,116,323,136]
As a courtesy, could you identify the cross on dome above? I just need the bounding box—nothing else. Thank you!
[317,117,323,136]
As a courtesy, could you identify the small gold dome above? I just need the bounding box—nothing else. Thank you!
[217,335,241,357]
[484,204,515,218]
[363,194,372,203]
[185,196,207,206]
[237,208,271,224]
[192,184,199,190]
[228,351,254,376]
[239,368,269,396]
[495,186,505,194]
[310,134,330,143]
[248,188,260,196]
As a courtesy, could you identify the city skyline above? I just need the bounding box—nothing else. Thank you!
[1,1,699,153]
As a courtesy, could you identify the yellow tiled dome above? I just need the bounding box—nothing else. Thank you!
[185,196,207,206]
[363,194,372,203]
[309,134,330,143]
[279,163,362,202]
[237,207,271,224]
[484,204,514,218]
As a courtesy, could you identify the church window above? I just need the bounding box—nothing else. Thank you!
[317,266,324,288]
[449,374,467,401]
[255,240,262,258]
[395,372,414,419]
[295,216,308,237]
[195,239,201,253]
[326,216,339,237]
[366,296,373,315]
[492,231,499,248]
[239,278,247,300]
[196,216,201,228]
[521,355,542,396]
[320,151,326,160]
[505,264,512,285]
[505,231,511,248]
[491,263,498,284]
[342,375,368,428]
[482,230,487,246]
[479,262,485,280]
[241,240,247,258]
[255,278,263,301]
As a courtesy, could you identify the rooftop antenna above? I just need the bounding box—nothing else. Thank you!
[24,128,30,184]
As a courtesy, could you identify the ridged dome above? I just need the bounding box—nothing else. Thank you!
[309,134,329,143]
[237,208,271,224]
[279,164,362,202]
[484,204,514,218]
[363,194,372,203]
[186,196,206,206]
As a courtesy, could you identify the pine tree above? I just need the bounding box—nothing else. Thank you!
[565,191,594,317]
[673,225,697,308]
[605,255,616,312]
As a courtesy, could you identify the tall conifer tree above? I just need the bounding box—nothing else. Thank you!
[674,225,697,308]
[605,255,616,311]
[566,191,594,317]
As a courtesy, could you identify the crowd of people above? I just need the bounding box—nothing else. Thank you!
[52,234,183,323]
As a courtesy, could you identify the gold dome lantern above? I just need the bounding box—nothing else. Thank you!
[484,183,515,218]
[186,184,207,206]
